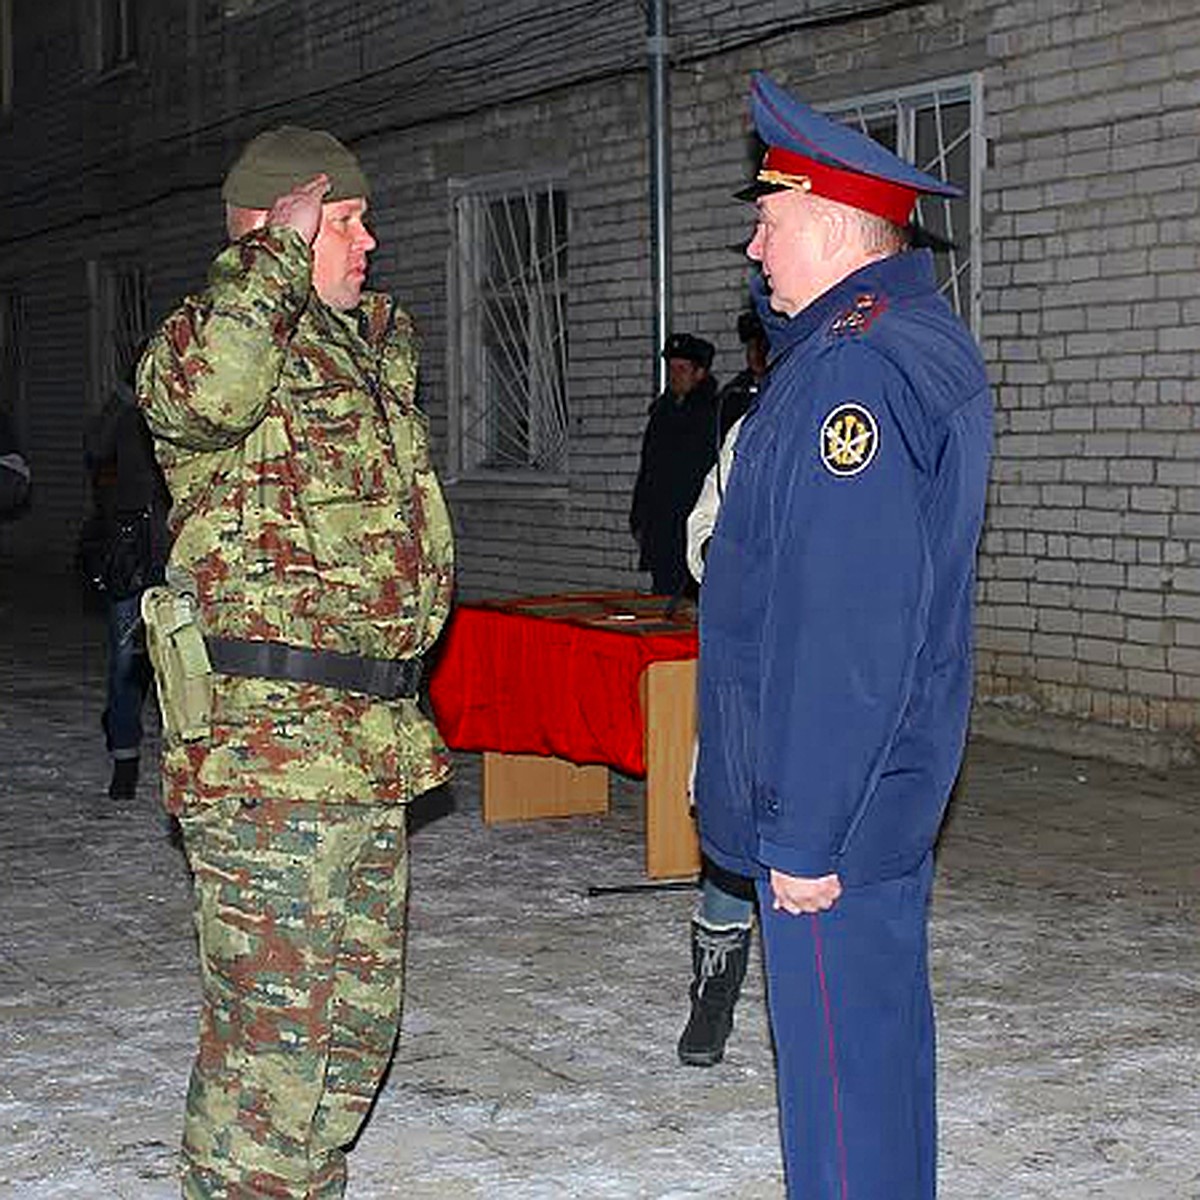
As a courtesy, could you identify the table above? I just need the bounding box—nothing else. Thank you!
[429,592,700,879]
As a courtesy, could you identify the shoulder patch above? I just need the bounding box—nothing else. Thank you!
[820,402,879,477]
[828,292,887,337]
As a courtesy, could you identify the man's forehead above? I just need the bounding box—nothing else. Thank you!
[756,190,817,226]
[324,196,368,216]
[756,191,794,216]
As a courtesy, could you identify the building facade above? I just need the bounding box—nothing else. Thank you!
[3,0,1200,763]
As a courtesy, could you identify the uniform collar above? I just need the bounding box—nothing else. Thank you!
[755,248,938,360]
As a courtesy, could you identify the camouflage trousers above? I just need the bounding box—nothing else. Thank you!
[178,797,409,1199]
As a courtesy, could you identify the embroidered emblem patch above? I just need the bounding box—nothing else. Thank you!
[820,402,879,477]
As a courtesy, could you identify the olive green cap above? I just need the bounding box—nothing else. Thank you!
[221,126,371,209]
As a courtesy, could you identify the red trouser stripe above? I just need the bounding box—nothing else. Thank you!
[811,914,849,1200]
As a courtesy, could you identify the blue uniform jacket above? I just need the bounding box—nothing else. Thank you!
[695,250,992,887]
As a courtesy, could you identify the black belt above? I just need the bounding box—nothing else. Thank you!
[207,637,423,700]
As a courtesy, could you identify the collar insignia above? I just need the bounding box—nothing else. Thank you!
[829,292,885,337]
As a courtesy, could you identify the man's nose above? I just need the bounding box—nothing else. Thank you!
[359,225,377,252]
[746,227,764,261]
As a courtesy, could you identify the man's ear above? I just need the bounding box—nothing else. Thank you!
[226,204,270,240]
[817,201,848,261]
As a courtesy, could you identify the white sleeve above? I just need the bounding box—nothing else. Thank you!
[686,415,744,583]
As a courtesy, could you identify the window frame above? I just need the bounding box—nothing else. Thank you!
[87,259,148,410]
[222,0,292,20]
[0,287,26,448]
[91,0,137,76]
[447,169,570,484]
[0,0,12,120]
[822,72,984,335]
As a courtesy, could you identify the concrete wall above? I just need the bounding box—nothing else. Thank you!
[6,0,1200,761]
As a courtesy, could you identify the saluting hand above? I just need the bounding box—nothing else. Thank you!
[769,868,843,915]
[267,173,331,246]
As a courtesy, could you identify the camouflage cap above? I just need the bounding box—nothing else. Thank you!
[221,126,371,209]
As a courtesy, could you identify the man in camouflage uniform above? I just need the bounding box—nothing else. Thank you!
[138,127,454,1199]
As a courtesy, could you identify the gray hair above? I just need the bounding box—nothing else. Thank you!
[845,206,910,256]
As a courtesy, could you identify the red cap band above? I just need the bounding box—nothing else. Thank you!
[761,146,918,226]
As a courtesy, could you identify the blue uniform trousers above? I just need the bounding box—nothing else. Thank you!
[755,855,936,1200]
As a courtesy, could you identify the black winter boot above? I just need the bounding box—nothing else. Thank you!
[677,918,751,1067]
[107,756,140,802]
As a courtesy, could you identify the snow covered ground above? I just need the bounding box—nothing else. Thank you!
[1,582,1197,1198]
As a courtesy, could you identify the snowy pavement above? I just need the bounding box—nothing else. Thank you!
[1,579,1198,1198]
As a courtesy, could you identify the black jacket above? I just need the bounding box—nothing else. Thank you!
[81,385,172,592]
[629,374,721,595]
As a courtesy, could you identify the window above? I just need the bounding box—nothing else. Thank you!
[824,74,983,333]
[88,261,147,407]
[0,0,12,118]
[0,289,24,444]
[223,0,288,17]
[94,0,136,73]
[450,175,569,477]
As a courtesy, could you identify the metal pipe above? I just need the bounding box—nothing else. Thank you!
[647,0,671,395]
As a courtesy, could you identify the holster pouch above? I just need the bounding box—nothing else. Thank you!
[141,583,213,742]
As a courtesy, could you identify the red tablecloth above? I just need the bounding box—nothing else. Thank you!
[429,592,698,777]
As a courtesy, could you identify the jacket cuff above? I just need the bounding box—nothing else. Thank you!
[756,835,837,880]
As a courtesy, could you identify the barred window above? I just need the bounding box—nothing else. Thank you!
[223,0,288,18]
[88,261,147,407]
[825,75,983,333]
[0,0,12,118]
[94,0,136,73]
[450,176,569,477]
[0,289,24,442]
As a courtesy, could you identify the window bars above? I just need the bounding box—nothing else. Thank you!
[0,290,23,439]
[89,261,147,406]
[95,0,136,72]
[825,76,982,333]
[452,180,569,475]
[0,0,12,118]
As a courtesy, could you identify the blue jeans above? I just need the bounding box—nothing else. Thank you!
[699,865,756,929]
[103,593,153,758]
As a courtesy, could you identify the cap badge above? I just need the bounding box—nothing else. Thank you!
[755,168,813,193]
[820,402,879,477]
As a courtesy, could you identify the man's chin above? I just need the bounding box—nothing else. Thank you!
[317,283,364,311]
[767,292,803,318]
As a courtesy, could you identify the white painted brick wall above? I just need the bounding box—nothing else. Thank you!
[6,0,1200,756]
[980,0,1200,754]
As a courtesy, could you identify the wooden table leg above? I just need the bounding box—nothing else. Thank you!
[642,659,701,879]
[482,752,609,823]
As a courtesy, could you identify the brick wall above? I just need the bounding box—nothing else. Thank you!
[6,0,1200,759]
[978,0,1200,760]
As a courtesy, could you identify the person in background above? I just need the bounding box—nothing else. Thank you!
[0,407,31,516]
[629,333,721,599]
[694,73,992,1198]
[712,308,768,445]
[81,378,172,803]
[675,309,770,1068]
[138,126,454,1199]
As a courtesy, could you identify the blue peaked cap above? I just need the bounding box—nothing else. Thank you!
[747,73,961,220]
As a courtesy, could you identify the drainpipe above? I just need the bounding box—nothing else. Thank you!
[647,0,671,395]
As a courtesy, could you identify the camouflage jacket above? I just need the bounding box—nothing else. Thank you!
[138,226,454,813]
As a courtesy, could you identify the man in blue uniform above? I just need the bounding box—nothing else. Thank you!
[694,73,992,1198]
